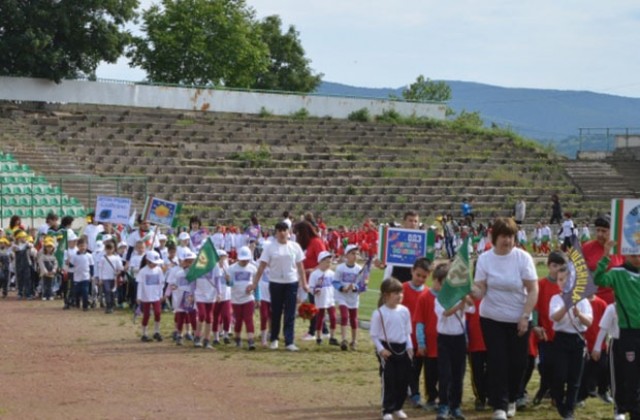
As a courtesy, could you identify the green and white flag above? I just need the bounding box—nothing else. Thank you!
[437,237,472,310]
[186,238,219,282]
[55,229,67,268]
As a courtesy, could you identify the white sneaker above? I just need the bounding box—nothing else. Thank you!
[507,403,516,418]
[382,414,393,420]
[285,344,299,352]
[393,409,408,419]
[301,333,315,341]
[269,340,279,350]
[492,409,507,420]
[614,415,626,420]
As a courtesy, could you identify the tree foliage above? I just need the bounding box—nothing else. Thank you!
[402,74,451,102]
[128,0,269,87]
[0,0,138,82]
[252,15,322,92]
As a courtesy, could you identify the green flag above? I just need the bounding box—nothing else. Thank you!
[186,238,219,282]
[55,229,67,268]
[437,236,472,310]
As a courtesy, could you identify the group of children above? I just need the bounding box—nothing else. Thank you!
[370,247,640,420]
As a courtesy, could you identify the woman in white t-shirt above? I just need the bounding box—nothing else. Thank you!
[473,217,538,420]
[247,222,308,352]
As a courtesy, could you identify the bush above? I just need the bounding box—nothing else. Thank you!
[291,108,310,119]
[348,108,371,122]
[258,107,273,118]
[375,109,402,123]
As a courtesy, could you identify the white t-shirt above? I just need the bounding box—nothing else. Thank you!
[70,252,94,282]
[600,303,619,340]
[210,233,225,250]
[194,273,218,303]
[549,295,593,334]
[167,268,195,313]
[227,262,257,305]
[435,299,475,335]
[369,304,412,353]
[308,268,335,309]
[560,220,575,239]
[64,247,78,274]
[136,265,165,302]
[334,263,362,309]
[212,263,231,301]
[128,252,145,277]
[258,267,271,303]
[474,247,537,323]
[258,240,304,284]
[97,254,123,280]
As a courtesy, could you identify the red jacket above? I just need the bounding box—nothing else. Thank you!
[583,240,625,304]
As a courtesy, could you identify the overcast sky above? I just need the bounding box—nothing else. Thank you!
[96,0,640,98]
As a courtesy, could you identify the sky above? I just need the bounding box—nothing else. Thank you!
[96,0,640,98]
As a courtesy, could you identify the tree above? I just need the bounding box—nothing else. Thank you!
[252,15,322,92]
[402,75,451,102]
[128,0,269,87]
[0,0,138,82]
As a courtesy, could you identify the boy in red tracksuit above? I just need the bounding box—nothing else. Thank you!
[402,257,432,408]
[578,293,611,404]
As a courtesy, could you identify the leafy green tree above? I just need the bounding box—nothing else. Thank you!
[402,74,451,102]
[0,0,138,83]
[128,0,269,87]
[252,15,322,92]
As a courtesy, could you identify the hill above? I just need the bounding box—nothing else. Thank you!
[316,81,640,157]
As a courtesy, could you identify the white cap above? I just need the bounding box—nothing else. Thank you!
[180,248,197,261]
[67,229,78,241]
[317,250,332,263]
[117,241,128,248]
[145,250,163,265]
[102,234,112,242]
[217,249,228,257]
[178,232,190,241]
[237,246,253,261]
[345,244,358,254]
[95,241,105,252]
[158,233,167,241]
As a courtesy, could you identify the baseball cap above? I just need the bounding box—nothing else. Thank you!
[317,250,332,263]
[237,246,253,261]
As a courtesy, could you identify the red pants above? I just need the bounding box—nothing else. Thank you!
[232,301,255,334]
[175,311,197,332]
[339,305,358,329]
[196,302,214,323]
[141,301,162,326]
[260,300,271,331]
[213,300,231,333]
[316,307,337,331]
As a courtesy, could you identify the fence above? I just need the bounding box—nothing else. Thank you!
[577,127,640,153]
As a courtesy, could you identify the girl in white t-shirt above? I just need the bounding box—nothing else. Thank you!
[308,252,338,345]
[333,245,362,350]
[136,251,166,342]
[258,265,271,347]
[549,265,593,420]
[193,268,218,350]
[166,251,196,346]
[212,250,231,345]
[227,246,258,350]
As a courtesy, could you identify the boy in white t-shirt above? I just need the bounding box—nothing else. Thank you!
[333,245,362,350]
[227,246,258,350]
[308,251,338,346]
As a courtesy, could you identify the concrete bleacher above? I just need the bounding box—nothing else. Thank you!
[0,101,620,226]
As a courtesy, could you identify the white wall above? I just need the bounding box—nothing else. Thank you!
[615,135,640,149]
[0,76,447,120]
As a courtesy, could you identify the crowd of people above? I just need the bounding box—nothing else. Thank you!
[1,204,639,420]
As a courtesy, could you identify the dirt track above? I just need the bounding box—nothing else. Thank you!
[0,297,381,420]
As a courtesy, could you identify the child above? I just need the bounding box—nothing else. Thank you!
[532,222,542,256]
[176,232,191,260]
[69,238,95,311]
[540,221,552,255]
[594,241,640,419]
[308,251,338,345]
[193,262,218,350]
[414,263,448,410]
[0,237,10,298]
[578,292,610,405]
[333,244,362,351]
[402,257,432,408]
[116,241,128,308]
[580,222,591,244]
[62,230,78,309]
[97,241,123,314]
[166,249,197,346]
[549,264,593,419]
[467,293,488,412]
[435,289,475,420]
[516,226,527,250]
[136,250,166,342]
[227,246,257,350]
[13,231,34,299]
[126,240,146,309]
[258,263,271,347]
[212,250,231,345]
[592,303,624,420]
[370,277,413,420]
[560,213,575,251]
[37,238,58,301]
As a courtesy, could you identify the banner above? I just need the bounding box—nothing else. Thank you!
[377,225,428,267]
[611,199,640,255]
[94,196,132,225]
[562,235,597,308]
[356,257,373,293]
[141,196,182,227]
[437,237,472,310]
[186,238,219,282]
[426,229,436,262]
[55,229,67,268]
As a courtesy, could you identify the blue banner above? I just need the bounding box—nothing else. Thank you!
[382,227,428,267]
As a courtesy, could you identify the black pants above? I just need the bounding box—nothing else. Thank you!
[0,269,8,297]
[409,356,424,399]
[480,317,530,411]
[550,331,586,418]
[579,348,610,401]
[535,340,554,400]
[42,276,54,299]
[424,356,439,403]
[613,329,640,419]
[437,334,466,410]
[469,351,488,404]
[377,342,413,415]
[519,355,536,399]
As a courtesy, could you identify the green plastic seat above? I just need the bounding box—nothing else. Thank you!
[49,196,60,206]
[37,197,49,206]
[35,208,46,218]
[33,185,44,195]
[18,197,30,206]
[69,197,80,205]
[7,197,17,206]
[1,186,10,195]
[75,208,86,217]
[2,208,12,218]
[23,185,32,195]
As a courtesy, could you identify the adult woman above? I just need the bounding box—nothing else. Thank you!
[550,194,562,225]
[473,217,538,420]
[247,222,308,351]
[295,221,328,339]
